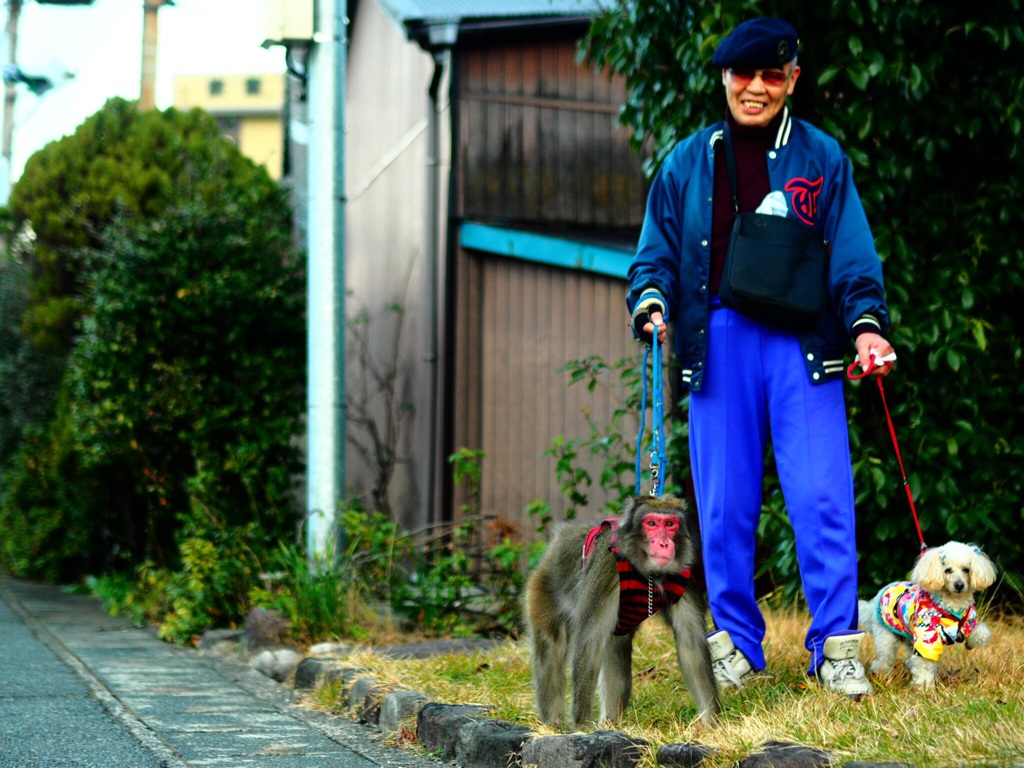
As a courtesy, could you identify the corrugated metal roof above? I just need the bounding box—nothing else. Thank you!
[378,0,609,25]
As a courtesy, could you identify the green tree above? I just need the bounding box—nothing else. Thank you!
[583,1,1024,599]
[65,192,304,566]
[0,98,304,580]
[0,245,58,464]
[9,97,274,357]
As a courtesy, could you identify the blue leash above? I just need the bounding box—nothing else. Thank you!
[634,338,666,497]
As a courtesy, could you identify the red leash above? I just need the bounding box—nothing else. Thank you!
[847,352,928,552]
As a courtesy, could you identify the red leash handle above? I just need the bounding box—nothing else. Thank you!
[847,352,928,552]
[846,349,897,380]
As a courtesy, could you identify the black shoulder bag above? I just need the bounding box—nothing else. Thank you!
[718,123,830,329]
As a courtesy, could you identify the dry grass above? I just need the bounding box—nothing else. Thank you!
[310,604,1024,767]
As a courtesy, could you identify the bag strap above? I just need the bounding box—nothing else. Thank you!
[722,122,740,214]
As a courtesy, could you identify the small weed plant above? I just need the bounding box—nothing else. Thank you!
[88,462,535,645]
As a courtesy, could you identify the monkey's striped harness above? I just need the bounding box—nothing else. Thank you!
[582,519,691,635]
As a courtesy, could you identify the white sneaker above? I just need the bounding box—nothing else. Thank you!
[707,630,753,689]
[818,632,873,697]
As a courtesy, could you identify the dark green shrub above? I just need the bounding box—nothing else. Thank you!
[0,98,304,587]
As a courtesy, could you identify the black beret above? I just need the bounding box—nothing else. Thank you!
[712,17,799,69]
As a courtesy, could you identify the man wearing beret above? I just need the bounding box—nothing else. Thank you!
[626,17,895,697]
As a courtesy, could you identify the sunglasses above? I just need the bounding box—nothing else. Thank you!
[728,68,790,87]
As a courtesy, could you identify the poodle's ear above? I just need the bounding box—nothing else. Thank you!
[969,545,998,590]
[911,546,946,591]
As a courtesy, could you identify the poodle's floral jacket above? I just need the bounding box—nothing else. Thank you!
[875,581,978,661]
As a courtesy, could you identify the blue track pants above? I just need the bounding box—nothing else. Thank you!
[689,306,860,674]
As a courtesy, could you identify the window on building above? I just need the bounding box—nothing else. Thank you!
[246,78,261,95]
[209,79,224,96]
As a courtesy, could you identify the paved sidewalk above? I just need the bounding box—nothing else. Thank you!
[0,578,445,768]
[2,578,916,768]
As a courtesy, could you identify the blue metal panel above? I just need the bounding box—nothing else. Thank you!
[379,0,610,24]
[460,222,633,279]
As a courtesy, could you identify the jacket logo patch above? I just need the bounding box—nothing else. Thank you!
[784,176,824,226]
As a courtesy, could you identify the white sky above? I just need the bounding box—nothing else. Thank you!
[8,0,286,182]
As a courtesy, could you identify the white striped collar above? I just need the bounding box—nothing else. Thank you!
[710,107,793,148]
[774,106,792,149]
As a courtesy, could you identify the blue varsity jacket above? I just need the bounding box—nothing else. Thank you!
[626,107,889,390]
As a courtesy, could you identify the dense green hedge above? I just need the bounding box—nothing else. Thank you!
[583,1,1023,601]
[0,99,304,581]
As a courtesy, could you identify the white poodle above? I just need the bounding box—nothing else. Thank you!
[858,541,997,689]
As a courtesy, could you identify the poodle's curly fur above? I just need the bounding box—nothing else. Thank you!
[858,541,996,689]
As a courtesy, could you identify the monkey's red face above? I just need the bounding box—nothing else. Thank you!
[643,513,680,566]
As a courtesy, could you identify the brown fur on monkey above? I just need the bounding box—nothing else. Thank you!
[523,494,720,728]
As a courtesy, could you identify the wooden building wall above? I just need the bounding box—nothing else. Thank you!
[449,29,649,536]
[341,8,654,537]
[451,248,641,533]
[456,31,647,229]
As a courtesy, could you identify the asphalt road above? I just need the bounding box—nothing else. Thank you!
[0,578,445,768]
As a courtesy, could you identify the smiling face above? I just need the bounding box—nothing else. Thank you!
[722,63,800,129]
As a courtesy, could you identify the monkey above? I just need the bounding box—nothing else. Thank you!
[523,494,720,729]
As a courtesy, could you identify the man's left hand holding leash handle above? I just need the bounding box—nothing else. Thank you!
[854,332,896,378]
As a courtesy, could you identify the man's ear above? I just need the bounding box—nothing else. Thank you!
[787,65,801,95]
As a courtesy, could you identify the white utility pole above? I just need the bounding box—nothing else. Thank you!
[305,0,347,564]
[1,0,21,204]
[139,0,168,111]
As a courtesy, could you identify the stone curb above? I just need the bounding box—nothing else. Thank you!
[417,702,497,761]
[211,636,915,768]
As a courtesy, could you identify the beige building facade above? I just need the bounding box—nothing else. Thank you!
[173,73,285,179]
